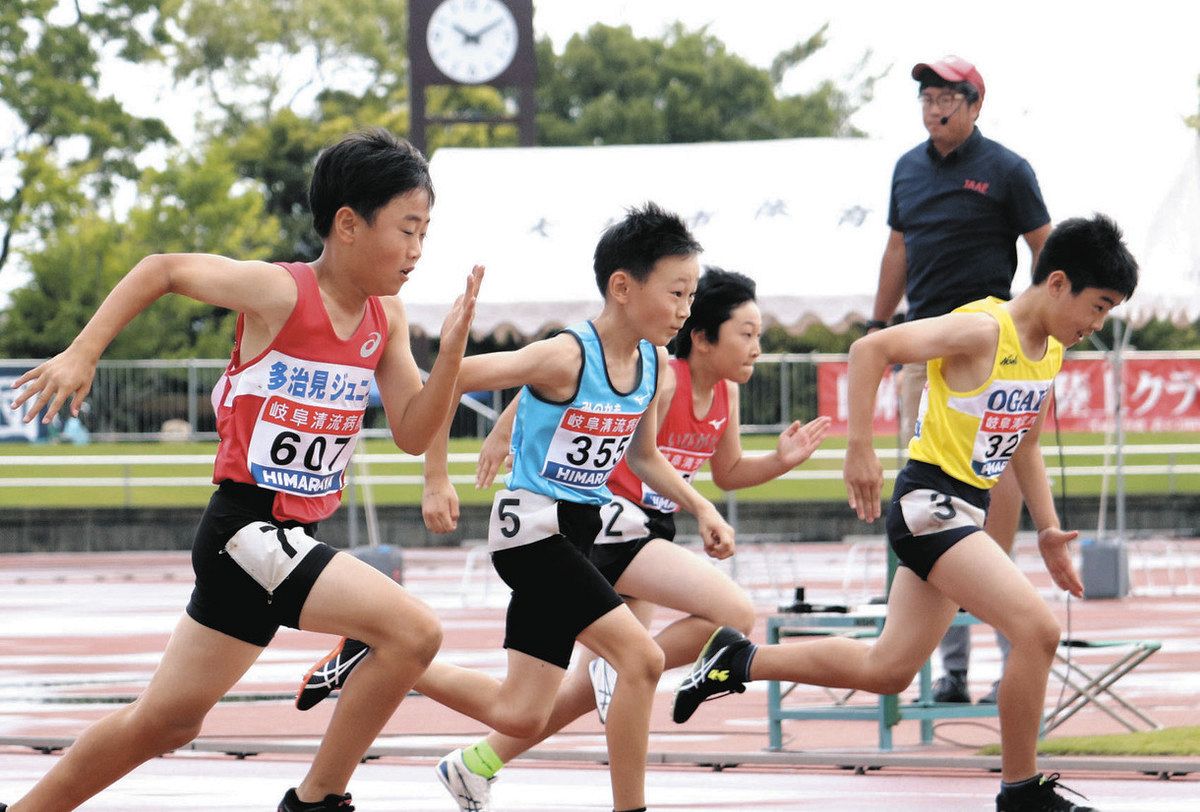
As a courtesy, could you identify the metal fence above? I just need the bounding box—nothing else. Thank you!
[1,358,502,442]
[0,351,1193,442]
[2,354,827,442]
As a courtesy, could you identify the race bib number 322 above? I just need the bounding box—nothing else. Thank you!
[540,407,639,491]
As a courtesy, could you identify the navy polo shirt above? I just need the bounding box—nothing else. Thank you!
[887,127,1049,320]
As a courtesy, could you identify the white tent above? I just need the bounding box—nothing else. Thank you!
[403,134,1200,338]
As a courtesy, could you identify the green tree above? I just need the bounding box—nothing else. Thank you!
[160,0,410,129]
[0,0,172,281]
[0,147,278,359]
[158,0,525,258]
[536,22,874,146]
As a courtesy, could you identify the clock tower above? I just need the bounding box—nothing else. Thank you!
[408,0,537,152]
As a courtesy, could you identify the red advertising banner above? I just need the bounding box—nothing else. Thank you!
[1108,357,1200,432]
[817,357,1200,435]
[816,361,901,435]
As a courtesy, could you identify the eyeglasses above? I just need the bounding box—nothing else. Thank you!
[918,92,965,111]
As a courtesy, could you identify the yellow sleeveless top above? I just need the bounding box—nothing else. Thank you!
[908,297,1063,490]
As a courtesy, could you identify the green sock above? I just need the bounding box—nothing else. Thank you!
[461,739,503,779]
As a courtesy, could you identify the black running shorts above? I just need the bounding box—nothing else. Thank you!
[186,481,337,646]
[591,496,676,587]
[885,461,991,580]
[490,500,624,669]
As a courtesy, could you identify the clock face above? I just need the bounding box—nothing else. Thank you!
[426,0,519,85]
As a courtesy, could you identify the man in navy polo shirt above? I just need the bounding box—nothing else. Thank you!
[866,55,1051,705]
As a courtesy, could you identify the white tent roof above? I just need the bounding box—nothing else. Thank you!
[403,134,1200,338]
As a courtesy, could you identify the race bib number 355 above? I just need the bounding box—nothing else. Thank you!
[540,407,639,491]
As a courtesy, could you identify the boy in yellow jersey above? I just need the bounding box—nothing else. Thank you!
[672,215,1138,812]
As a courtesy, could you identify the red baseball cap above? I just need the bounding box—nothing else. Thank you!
[911,55,985,100]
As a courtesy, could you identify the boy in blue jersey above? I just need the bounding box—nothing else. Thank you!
[672,215,1138,812]
[419,203,733,812]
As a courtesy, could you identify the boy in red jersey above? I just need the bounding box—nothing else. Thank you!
[7,129,483,812]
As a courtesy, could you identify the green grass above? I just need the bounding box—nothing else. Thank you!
[978,726,1200,757]
[1,432,1198,509]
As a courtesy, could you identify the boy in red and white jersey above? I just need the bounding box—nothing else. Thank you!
[8,129,483,812]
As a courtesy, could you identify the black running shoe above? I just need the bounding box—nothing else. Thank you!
[996,773,1095,811]
[278,787,355,811]
[932,671,971,703]
[978,679,1001,705]
[672,626,751,724]
[296,637,370,711]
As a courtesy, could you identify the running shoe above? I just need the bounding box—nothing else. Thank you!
[978,679,1001,705]
[996,773,1095,811]
[295,637,370,711]
[671,626,752,724]
[277,788,354,811]
[436,748,495,812]
[932,671,971,703]
[588,657,618,724]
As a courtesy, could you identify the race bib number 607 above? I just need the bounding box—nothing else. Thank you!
[247,395,363,496]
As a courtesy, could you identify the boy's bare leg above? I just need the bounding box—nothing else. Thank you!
[420,601,662,809]
[613,539,756,666]
[985,466,1023,557]
[478,596,653,762]
[10,617,262,812]
[749,567,959,694]
[940,468,1024,677]
[294,553,443,801]
[417,651,568,740]
[926,532,1060,781]
[577,605,664,812]
[484,656,600,761]
[982,467,1022,663]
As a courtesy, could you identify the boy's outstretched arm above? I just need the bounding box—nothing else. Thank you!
[842,333,890,523]
[474,393,519,489]
[375,265,484,454]
[420,334,580,533]
[709,377,832,491]
[626,350,735,559]
[842,313,997,522]
[1009,393,1083,598]
[11,254,292,423]
[421,399,461,533]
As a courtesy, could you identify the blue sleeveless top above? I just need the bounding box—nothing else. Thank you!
[506,321,659,505]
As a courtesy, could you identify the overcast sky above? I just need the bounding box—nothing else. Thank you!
[535,0,1198,154]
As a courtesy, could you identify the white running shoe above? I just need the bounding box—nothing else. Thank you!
[588,657,618,724]
[436,748,494,812]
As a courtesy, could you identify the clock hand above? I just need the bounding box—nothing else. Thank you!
[452,23,477,43]
[468,17,504,40]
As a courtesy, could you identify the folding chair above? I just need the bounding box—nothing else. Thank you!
[1041,639,1162,736]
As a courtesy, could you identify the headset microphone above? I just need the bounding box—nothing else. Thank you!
[939,98,968,127]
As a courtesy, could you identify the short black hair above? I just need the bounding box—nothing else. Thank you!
[917,70,980,103]
[672,266,757,359]
[308,128,434,239]
[1032,214,1139,298]
[593,202,703,296]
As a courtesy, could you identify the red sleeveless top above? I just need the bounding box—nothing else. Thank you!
[607,357,730,513]
[210,262,388,523]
